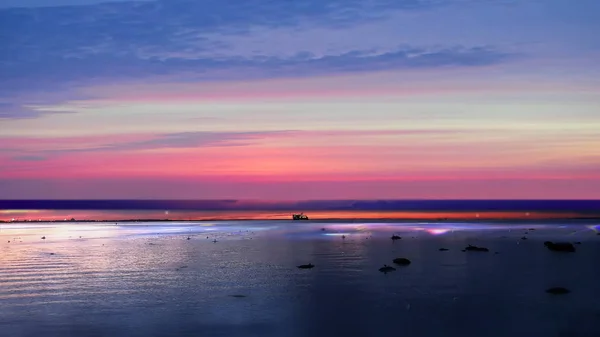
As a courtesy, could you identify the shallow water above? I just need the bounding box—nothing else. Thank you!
[1,221,600,337]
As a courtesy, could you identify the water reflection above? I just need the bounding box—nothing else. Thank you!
[1,221,599,337]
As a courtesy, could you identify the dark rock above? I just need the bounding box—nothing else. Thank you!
[231,294,247,298]
[297,263,315,269]
[465,244,489,252]
[546,287,570,295]
[439,248,449,251]
[391,235,401,240]
[393,257,411,266]
[574,241,582,245]
[41,236,46,240]
[521,236,528,240]
[544,241,575,252]
[379,264,396,273]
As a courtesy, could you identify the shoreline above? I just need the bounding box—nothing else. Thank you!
[2,217,600,224]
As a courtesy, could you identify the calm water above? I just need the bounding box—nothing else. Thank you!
[1,221,600,337]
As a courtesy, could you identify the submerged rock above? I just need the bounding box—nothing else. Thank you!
[546,287,570,295]
[439,248,449,251]
[544,241,575,252]
[379,265,396,273]
[297,263,315,269]
[391,235,401,241]
[231,294,247,298]
[464,244,489,252]
[521,236,528,240]
[393,257,411,266]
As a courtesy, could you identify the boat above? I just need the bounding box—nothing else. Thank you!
[292,213,309,220]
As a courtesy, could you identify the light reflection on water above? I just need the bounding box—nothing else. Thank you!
[1,221,600,337]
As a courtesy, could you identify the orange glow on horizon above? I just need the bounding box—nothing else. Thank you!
[0,210,591,222]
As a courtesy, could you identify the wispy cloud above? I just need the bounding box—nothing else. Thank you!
[11,155,47,161]
[0,0,515,87]
[0,102,76,119]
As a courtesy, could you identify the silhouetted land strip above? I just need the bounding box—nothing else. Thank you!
[2,216,600,223]
[2,199,600,211]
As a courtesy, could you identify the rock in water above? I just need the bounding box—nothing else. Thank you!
[379,265,396,273]
[464,244,489,252]
[546,287,570,295]
[544,241,575,252]
[297,263,315,269]
[393,257,411,266]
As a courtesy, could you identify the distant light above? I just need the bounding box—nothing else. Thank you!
[426,229,450,235]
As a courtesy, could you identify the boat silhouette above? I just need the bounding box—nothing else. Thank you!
[292,213,309,220]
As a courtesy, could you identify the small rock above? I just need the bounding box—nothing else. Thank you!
[393,257,411,266]
[379,265,396,273]
[439,248,449,251]
[521,236,528,240]
[230,294,247,298]
[297,263,314,269]
[465,244,489,252]
[546,287,570,295]
[544,241,575,252]
[391,235,401,241]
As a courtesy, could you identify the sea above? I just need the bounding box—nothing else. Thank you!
[1,220,600,337]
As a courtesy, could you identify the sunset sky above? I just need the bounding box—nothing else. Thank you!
[1,0,599,199]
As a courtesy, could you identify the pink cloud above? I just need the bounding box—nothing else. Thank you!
[1,177,599,199]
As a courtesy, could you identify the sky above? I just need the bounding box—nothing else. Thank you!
[1,0,599,200]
